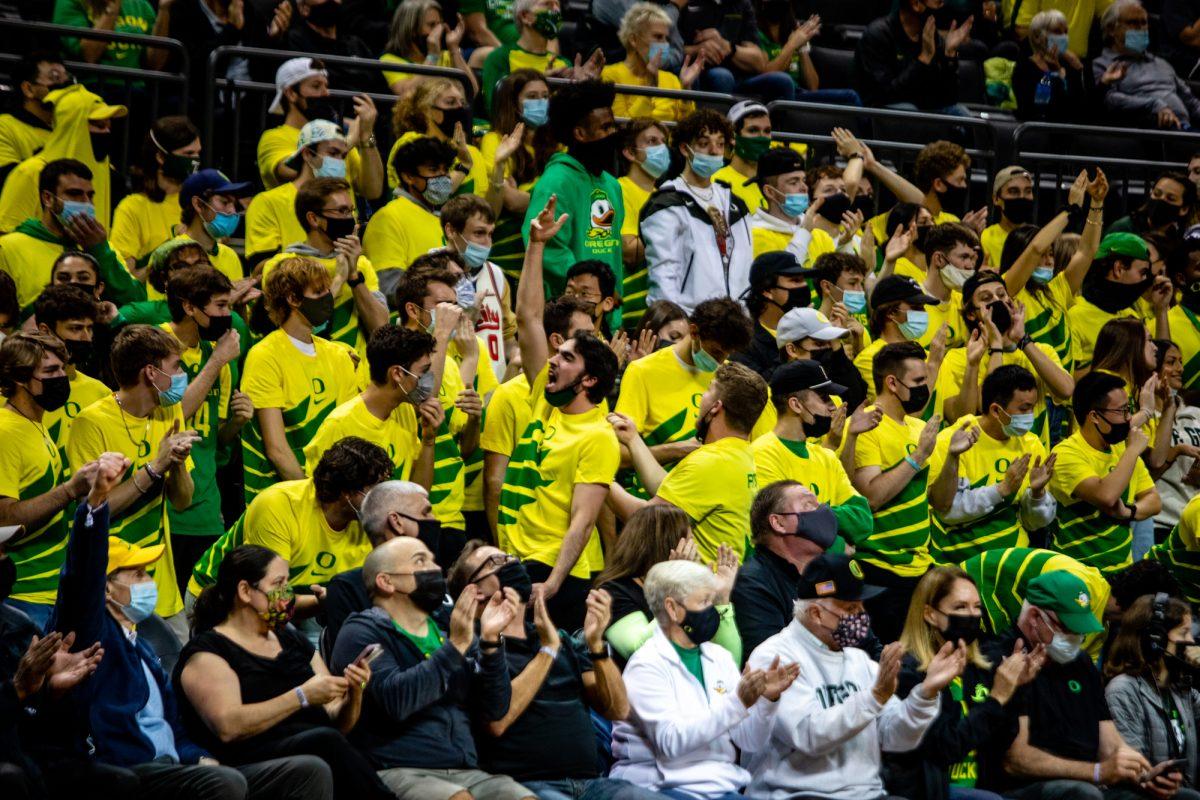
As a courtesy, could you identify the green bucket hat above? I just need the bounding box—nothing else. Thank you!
[1094,232,1149,262]
[1026,571,1103,634]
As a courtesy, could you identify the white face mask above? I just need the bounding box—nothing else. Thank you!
[940,263,973,290]
[1046,631,1084,664]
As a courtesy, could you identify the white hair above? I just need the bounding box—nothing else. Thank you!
[792,598,819,620]
[511,0,538,27]
[644,560,716,625]
[1101,0,1142,40]
[360,480,428,542]
[1029,9,1068,53]
[618,3,672,50]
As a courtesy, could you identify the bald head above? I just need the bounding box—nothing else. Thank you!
[363,535,436,598]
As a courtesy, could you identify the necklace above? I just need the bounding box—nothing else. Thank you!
[684,180,715,203]
[114,392,151,453]
[5,403,55,458]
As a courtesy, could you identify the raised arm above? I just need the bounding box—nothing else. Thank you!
[516,196,569,386]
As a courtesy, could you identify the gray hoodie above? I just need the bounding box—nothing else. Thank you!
[1105,673,1199,786]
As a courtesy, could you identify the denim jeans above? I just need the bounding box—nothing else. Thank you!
[1132,516,1155,562]
[886,101,973,117]
[4,598,50,632]
[796,88,863,107]
[951,788,1004,800]
[697,67,796,101]
[661,790,744,800]
[524,777,666,800]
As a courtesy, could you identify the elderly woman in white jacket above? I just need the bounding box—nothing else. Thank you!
[610,560,799,800]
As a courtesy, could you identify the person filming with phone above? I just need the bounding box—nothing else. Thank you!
[1105,592,1200,800]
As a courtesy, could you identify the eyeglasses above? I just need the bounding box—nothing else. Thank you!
[1095,406,1132,420]
[467,553,516,584]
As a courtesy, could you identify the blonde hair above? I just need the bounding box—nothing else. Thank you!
[618,2,672,50]
[899,566,992,671]
[392,77,461,137]
[263,257,332,326]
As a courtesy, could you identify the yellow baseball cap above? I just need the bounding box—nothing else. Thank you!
[107,537,164,575]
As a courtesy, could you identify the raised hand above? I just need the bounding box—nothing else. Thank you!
[480,586,520,640]
[966,328,986,367]
[455,388,483,420]
[13,632,63,700]
[921,640,967,694]
[948,420,979,456]
[884,223,913,263]
[917,414,941,461]
[417,398,445,442]
[228,390,254,426]
[712,543,738,604]
[848,401,883,435]
[212,328,241,366]
[944,16,974,57]
[1087,168,1109,203]
[761,655,801,701]
[680,52,705,89]
[445,14,467,50]
[47,633,104,696]
[606,412,641,446]
[532,590,561,650]
[448,587,480,654]
[529,195,569,244]
[266,0,292,38]
[583,588,613,649]
[669,536,701,563]
[494,122,526,165]
[873,641,904,704]
[433,301,463,343]
[738,664,767,708]
[999,453,1031,497]
[1028,453,1055,494]
[88,451,129,506]
[919,15,937,63]
[962,207,988,233]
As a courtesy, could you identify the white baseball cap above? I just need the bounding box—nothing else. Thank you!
[286,119,347,169]
[0,525,25,546]
[777,308,848,347]
[270,57,328,115]
[728,100,769,127]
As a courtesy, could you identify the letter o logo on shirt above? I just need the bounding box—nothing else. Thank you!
[316,551,337,570]
[312,378,326,396]
[995,458,1011,473]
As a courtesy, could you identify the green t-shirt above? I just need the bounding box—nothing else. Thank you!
[672,641,705,688]
[166,334,230,537]
[947,677,979,787]
[395,618,444,659]
[460,0,518,46]
[53,0,157,71]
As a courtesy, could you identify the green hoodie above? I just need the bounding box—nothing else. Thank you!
[9,217,144,310]
[521,152,624,305]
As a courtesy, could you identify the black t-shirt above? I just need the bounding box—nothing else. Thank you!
[600,576,650,670]
[478,625,599,782]
[174,624,332,764]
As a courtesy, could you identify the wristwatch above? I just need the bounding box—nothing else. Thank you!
[589,643,612,660]
[452,162,470,175]
[358,134,377,150]
[1016,334,1034,350]
[347,273,366,288]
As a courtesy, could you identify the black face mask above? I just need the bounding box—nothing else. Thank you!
[1097,413,1131,445]
[818,192,853,223]
[695,406,715,444]
[306,0,342,28]
[299,293,335,329]
[90,131,111,162]
[64,338,94,370]
[851,195,874,218]
[34,375,70,412]
[571,133,620,177]
[405,569,447,614]
[810,347,837,366]
[322,214,356,242]
[496,560,533,604]
[939,612,983,645]
[771,284,810,312]
[987,300,1013,334]
[939,183,969,215]
[436,106,473,138]
[1083,276,1150,314]
[788,504,839,548]
[1002,197,1034,225]
[411,517,441,556]
[303,97,341,126]
[900,382,931,414]
[1183,281,1200,314]
[0,557,14,602]
[804,410,833,439]
[681,605,720,645]
[198,313,233,342]
[161,152,198,182]
[1144,198,1183,229]
[914,225,931,253]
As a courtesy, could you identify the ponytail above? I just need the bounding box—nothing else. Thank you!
[188,545,279,636]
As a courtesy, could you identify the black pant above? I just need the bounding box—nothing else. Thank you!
[0,763,37,800]
[172,534,220,596]
[858,562,923,644]
[437,527,468,575]
[463,510,491,545]
[39,755,138,800]
[230,727,390,800]
[132,756,333,800]
[1003,780,1153,799]
[523,561,592,632]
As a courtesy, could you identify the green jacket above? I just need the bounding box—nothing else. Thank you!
[13,218,145,308]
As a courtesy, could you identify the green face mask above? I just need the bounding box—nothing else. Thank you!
[734,135,771,162]
[692,342,720,372]
[532,9,562,37]
[544,378,581,407]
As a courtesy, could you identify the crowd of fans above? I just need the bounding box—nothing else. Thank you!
[9,1,1200,800]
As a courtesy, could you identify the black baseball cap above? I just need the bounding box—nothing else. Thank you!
[747,147,805,185]
[748,251,817,290]
[770,359,848,397]
[796,554,885,601]
[961,269,1005,304]
[869,275,939,313]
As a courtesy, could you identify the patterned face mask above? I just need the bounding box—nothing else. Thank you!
[820,605,871,649]
[258,584,296,628]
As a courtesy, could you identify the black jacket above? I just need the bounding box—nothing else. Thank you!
[320,567,370,659]
[731,322,783,381]
[854,12,960,109]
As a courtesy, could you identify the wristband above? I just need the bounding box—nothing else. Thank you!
[1017,334,1034,350]
[295,687,310,709]
[539,645,560,660]
[1063,202,1086,230]
[347,273,365,288]
[904,455,923,471]
[989,347,1005,354]
[1093,762,1101,784]
[480,638,502,650]
[452,163,470,175]
[589,643,611,660]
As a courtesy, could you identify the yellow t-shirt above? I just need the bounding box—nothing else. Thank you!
[0,114,50,170]
[450,337,499,513]
[497,369,619,576]
[615,345,710,450]
[602,62,693,122]
[429,352,470,530]
[244,182,306,259]
[67,395,192,617]
[1170,303,1200,391]
[0,231,122,310]
[1008,0,1111,57]
[479,373,532,458]
[110,192,181,264]
[751,220,793,262]
[259,251,381,353]
[893,257,926,283]
[751,431,860,506]
[1017,272,1076,373]
[303,394,422,480]
[619,176,651,239]
[0,409,68,604]
[853,410,934,576]
[386,132,489,198]
[714,164,763,212]
[178,237,244,290]
[926,415,1049,561]
[1149,493,1200,604]
[380,50,451,87]
[1049,429,1155,573]
[1068,297,1137,373]
[256,124,364,190]
[619,175,653,326]
[980,223,1009,270]
[361,192,444,273]
[656,435,758,562]
[869,209,961,245]
[921,290,965,350]
[39,369,111,465]
[240,329,359,501]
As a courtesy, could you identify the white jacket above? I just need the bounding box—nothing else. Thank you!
[641,177,753,315]
[743,619,940,800]
[610,627,776,798]
[471,259,510,382]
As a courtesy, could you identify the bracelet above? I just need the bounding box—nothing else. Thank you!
[347,273,365,288]
[904,455,923,471]
[989,347,1005,354]
[358,134,377,149]
[144,463,163,482]
[131,470,150,495]
[295,686,310,709]
[480,638,503,649]
[589,647,611,660]
[452,163,470,175]
[1093,762,1101,784]
[1017,334,1034,350]
[538,645,559,660]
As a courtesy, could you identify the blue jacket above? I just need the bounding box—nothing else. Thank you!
[49,502,207,767]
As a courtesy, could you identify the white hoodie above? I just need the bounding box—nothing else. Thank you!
[743,619,940,800]
[611,627,777,798]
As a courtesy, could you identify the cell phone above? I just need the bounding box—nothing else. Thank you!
[355,643,383,667]
[1144,758,1188,782]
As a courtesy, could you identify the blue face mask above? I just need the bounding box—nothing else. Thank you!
[1032,265,1055,284]
[898,309,929,341]
[1125,28,1150,54]
[1046,33,1070,55]
[521,98,549,127]
[692,341,720,372]
[314,155,346,179]
[689,150,725,179]
[782,192,810,218]
[456,277,476,309]
[155,367,188,406]
[423,175,454,207]
[204,209,240,240]
[59,199,96,223]
[647,41,670,64]
[842,289,867,314]
[120,580,158,623]
[641,144,671,179]
[1002,410,1036,437]
[462,240,491,269]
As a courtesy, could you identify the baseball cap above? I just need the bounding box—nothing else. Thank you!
[749,251,815,290]
[797,554,884,601]
[728,100,769,128]
[770,359,848,397]
[1026,571,1104,634]
[285,119,347,170]
[1095,232,1150,262]
[777,308,849,346]
[46,84,127,121]
[869,275,939,312]
[748,147,805,185]
[992,165,1032,197]
[107,536,165,575]
[0,525,25,547]
[960,269,1005,305]
[269,57,328,115]
[180,169,253,211]
[1185,224,1200,250]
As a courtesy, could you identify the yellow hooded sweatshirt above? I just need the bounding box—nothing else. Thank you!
[0,85,126,233]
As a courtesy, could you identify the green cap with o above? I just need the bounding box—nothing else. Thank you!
[1095,232,1149,262]
[1026,570,1104,634]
